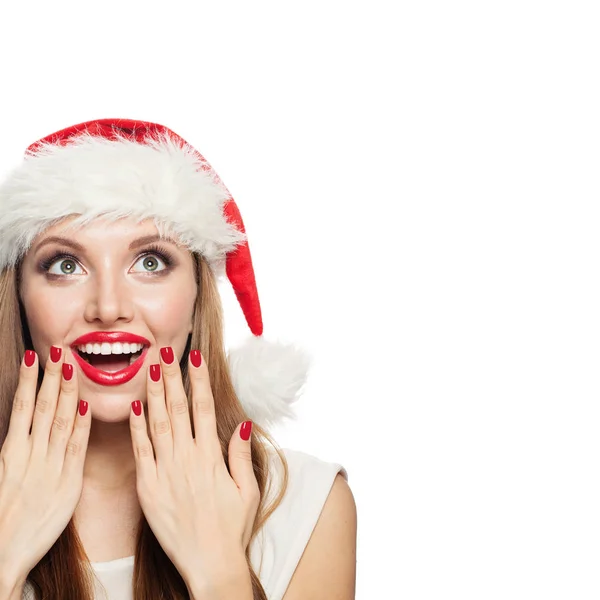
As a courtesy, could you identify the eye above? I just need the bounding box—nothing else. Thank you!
[46,257,84,276]
[131,253,167,273]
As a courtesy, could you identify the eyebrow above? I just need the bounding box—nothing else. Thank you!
[34,234,178,254]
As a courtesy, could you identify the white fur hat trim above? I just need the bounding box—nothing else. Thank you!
[0,131,246,272]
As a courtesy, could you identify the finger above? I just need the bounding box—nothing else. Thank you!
[47,360,80,465]
[4,350,39,451]
[146,363,174,462]
[159,346,193,452]
[129,400,157,482]
[228,421,260,507]
[31,345,66,456]
[188,350,222,461]
[61,398,92,481]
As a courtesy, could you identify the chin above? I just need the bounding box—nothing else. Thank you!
[83,392,145,422]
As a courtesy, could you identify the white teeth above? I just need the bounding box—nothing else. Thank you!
[76,342,145,355]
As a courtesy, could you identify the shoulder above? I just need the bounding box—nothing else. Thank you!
[282,472,357,600]
[249,448,354,599]
[265,447,348,506]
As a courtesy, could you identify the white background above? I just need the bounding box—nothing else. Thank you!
[0,1,599,598]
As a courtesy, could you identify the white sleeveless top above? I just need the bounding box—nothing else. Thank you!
[23,448,346,600]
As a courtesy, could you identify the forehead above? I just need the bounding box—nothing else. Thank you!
[32,216,170,248]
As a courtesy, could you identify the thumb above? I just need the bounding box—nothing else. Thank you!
[228,421,258,502]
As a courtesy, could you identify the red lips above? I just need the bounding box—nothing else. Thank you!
[70,331,151,386]
[72,331,151,346]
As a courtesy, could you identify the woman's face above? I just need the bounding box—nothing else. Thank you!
[18,216,198,421]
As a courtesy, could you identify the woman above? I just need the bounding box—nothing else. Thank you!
[0,119,356,600]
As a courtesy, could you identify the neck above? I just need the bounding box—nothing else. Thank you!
[82,418,139,491]
[74,418,143,562]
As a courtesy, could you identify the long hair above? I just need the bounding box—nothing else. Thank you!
[0,252,289,599]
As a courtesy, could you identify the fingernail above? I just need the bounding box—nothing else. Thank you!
[190,350,202,368]
[62,363,73,381]
[160,346,174,365]
[79,400,88,416]
[132,400,142,416]
[24,350,36,367]
[150,364,161,382]
[50,346,62,363]
[240,420,253,441]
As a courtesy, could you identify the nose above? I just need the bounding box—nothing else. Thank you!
[83,269,135,325]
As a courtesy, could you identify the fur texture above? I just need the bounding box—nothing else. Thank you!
[228,337,312,428]
[0,131,246,272]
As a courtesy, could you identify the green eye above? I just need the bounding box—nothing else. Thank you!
[132,254,166,273]
[47,258,82,276]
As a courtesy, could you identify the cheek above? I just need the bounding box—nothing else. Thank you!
[138,284,196,332]
[22,293,83,349]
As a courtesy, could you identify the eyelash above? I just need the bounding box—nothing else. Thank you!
[39,243,175,276]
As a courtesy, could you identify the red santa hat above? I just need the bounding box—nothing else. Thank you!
[0,118,310,428]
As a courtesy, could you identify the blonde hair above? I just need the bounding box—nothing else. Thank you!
[0,252,289,599]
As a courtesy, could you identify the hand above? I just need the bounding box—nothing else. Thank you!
[0,346,91,585]
[129,347,260,593]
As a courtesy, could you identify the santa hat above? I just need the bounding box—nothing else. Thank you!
[0,118,310,428]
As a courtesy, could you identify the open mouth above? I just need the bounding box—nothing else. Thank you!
[73,342,147,373]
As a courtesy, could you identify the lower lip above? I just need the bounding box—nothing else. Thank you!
[72,347,149,386]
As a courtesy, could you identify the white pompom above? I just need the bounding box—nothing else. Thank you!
[227,336,311,429]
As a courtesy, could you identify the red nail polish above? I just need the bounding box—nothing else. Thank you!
[50,346,62,363]
[240,421,253,441]
[24,350,36,367]
[160,346,174,364]
[190,350,202,368]
[150,364,161,382]
[79,400,88,416]
[62,363,73,381]
[132,400,142,416]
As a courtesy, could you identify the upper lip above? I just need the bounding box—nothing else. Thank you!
[71,331,151,347]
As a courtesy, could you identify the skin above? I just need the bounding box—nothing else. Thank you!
[18,215,198,557]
